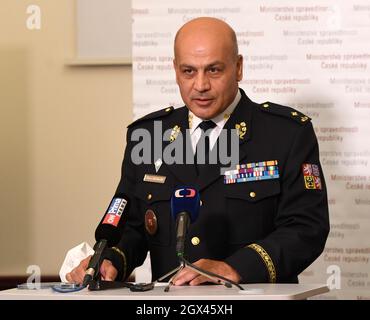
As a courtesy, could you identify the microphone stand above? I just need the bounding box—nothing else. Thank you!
[83,239,107,287]
[88,278,130,291]
[154,258,185,292]
[85,250,106,290]
[85,246,131,291]
[155,255,243,292]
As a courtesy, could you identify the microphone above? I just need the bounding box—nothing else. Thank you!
[83,194,130,287]
[171,187,200,257]
[168,187,244,292]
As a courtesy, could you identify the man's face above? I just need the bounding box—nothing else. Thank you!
[174,33,243,120]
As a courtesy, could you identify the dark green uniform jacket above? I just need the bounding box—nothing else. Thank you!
[105,89,329,284]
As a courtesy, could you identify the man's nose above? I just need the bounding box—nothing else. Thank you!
[194,72,211,92]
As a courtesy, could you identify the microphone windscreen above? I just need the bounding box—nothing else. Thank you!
[171,187,200,223]
[95,194,130,247]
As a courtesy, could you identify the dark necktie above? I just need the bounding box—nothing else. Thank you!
[194,120,217,175]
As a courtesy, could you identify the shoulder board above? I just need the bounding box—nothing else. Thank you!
[127,106,174,128]
[259,102,311,125]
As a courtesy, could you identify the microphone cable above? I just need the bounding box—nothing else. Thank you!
[51,283,86,293]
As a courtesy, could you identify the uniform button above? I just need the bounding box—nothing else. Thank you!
[263,103,269,108]
[200,200,203,206]
[191,237,200,246]
[147,193,152,200]
[249,191,256,198]
[165,107,172,112]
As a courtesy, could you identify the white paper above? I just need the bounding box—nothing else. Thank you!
[59,242,94,282]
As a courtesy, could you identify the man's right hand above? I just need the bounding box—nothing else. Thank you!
[65,255,118,284]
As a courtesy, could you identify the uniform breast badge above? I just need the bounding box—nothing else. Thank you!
[302,163,322,190]
[145,209,158,235]
[143,174,166,184]
[224,160,279,184]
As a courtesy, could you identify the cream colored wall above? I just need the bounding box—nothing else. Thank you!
[0,1,132,275]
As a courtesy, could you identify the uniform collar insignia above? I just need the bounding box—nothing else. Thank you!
[169,125,181,142]
[235,121,247,139]
[188,114,193,130]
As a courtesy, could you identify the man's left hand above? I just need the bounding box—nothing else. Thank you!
[173,259,241,286]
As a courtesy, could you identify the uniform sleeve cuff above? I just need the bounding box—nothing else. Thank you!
[224,244,276,283]
[102,247,127,281]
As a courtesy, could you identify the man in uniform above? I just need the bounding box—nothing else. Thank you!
[67,17,329,285]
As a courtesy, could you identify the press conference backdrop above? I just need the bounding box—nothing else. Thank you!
[132,0,370,299]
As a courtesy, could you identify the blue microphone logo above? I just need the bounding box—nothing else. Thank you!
[174,188,197,198]
[171,186,200,224]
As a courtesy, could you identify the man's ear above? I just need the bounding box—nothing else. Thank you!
[173,59,179,84]
[236,54,243,81]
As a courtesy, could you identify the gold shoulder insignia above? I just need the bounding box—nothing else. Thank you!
[128,106,174,128]
[260,102,311,125]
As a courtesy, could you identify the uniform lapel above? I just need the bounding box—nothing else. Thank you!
[196,89,254,191]
[161,107,198,184]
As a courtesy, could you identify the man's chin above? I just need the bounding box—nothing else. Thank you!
[188,105,218,120]
[192,111,215,120]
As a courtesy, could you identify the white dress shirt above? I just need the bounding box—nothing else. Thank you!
[188,90,241,153]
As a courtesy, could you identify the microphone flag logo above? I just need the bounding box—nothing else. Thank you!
[102,198,127,227]
[174,188,196,198]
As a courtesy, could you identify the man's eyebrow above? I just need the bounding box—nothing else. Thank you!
[206,61,225,67]
[179,61,225,69]
[179,64,195,69]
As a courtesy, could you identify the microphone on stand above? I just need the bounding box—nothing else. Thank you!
[82,194,130,287]
[171,187,200,257]
[167,186,244,291]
